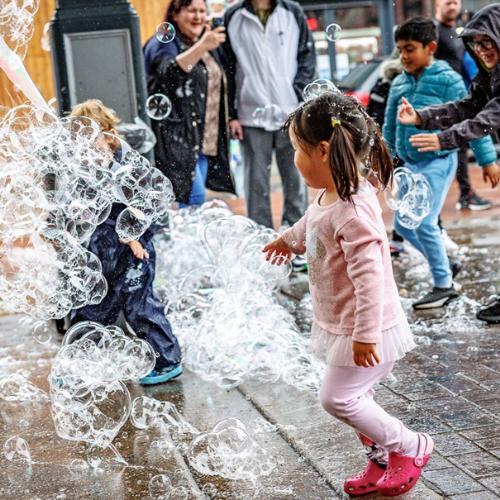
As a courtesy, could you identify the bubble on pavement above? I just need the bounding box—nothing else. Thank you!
[0,373,48,402]
[3,436,32,463]
[302,79,340,101]
[155,211,325,391]
[49,323,155,450]
[188,417,274,480]
[149,474,173,498]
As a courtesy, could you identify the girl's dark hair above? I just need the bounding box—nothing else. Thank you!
[284,91,393,203]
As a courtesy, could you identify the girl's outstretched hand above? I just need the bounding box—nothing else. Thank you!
[262,237,293,265]
[352,341,381,367]
[398,97,421,126]
[127,240,149,260]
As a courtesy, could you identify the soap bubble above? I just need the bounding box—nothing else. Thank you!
[116,206,150,241]
[155,209,324,392]
[384,168,433,229]
[0,373,48,402]
[3,436,32,463]
[32,321,52,344]
[251,104,287,129]
[149,474,173,498]
[326,23,342,42]
[302,79,340,101]
[187,418,274,480]
[155,22,176,44]
[146,94,172,121]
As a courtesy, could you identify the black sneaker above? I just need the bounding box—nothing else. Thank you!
[413,286,459,310]
[456,191,492,211]
[476,297,500,324]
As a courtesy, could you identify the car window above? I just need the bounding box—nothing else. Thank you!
[337,61,381,90]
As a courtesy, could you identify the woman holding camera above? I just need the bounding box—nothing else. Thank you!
[144,0,234,206]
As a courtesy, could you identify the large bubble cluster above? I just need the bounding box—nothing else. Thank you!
[155,207,325,391]
[0,0,39,58]
[49,322,155,450]
[0,105,174,319]
[385,167,433,229]
[188,417,274,480]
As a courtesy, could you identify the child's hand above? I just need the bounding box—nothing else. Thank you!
[398,97,421,126]
[127,240,149,260]
[483,163,500,188]
[352,341,381,367]
[262,237,293,265]
[409,133,442,152]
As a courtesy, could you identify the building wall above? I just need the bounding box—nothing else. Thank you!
[0,0,168,108]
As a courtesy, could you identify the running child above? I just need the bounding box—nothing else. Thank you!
[70,99,182,385]
[399,4,500,323]
[263,92,432,497]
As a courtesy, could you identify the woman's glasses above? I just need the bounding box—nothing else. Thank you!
[468,38,495,52]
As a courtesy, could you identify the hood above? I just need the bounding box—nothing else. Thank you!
[460,3,500,73]
[381,58,403,82]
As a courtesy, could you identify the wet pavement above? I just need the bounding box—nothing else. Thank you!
[1,216,499,499]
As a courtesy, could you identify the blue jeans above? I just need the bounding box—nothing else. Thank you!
[180,154,209,207]
[394,153,457,288]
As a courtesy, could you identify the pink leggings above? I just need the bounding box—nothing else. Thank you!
[320,362,418,455]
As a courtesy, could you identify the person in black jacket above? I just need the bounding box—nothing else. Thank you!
[400,3,500,323]
[434,0,491,211]
[144,0,235,206]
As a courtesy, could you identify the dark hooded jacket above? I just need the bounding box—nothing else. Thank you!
[417,3,500,151]
[143,34,235,204]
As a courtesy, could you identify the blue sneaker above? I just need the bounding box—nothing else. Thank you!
[139,364,183,386]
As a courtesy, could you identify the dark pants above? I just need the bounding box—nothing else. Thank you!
[455,147,471,197]
[72,224,181,370]
[242,127,307,228]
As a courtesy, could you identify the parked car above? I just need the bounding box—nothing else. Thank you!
[336,58,385,107]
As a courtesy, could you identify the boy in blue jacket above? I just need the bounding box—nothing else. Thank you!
[383,17,498,310]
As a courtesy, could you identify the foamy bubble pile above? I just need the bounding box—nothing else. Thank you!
[49,322,155,449]
[0,104,174,319]
[384,167,433,229]
[155,208,325,391]
[0,373,48,402]
[188,417,274,481]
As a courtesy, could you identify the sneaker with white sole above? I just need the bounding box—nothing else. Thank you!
[476,297,500,324]
[413,286,459,310]
[139,364,183,385]
[456,191,492,211]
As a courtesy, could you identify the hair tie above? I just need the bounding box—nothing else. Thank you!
[331,117,341,128]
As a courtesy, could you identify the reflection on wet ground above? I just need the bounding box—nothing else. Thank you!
[1,218,499,499]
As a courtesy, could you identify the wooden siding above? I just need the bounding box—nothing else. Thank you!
[0,0,167,108]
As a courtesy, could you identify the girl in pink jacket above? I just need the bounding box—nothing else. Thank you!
[263,92,433,497]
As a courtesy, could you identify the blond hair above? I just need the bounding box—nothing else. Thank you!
[70,99,120,132]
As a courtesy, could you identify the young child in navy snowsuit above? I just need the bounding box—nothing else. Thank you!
[70,100,182,385]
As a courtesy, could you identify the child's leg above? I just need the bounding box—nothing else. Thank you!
[413,154,457,288]
[320,362,418,455]
[123,246,182,369]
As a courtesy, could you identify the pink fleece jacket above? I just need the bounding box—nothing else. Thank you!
[282,183,403,344]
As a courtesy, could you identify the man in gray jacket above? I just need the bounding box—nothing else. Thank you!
[223,0,316,230]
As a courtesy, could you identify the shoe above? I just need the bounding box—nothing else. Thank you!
[476,297,500,324]
[139,364,183,385]
[441,229,459,253]
[456,191,492,211]
[413,286,459,310]
[449,257,462,279]
[376,433,434,497]
[344,460,385,496]
[291,255,308,272]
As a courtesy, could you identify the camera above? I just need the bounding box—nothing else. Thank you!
[211,17,224,29]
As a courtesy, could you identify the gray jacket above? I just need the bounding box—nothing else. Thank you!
[417,3,500,151]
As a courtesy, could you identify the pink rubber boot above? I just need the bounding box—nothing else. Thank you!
[376,432,434,497]
[343,434,386,497]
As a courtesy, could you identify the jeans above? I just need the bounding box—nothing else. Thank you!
[180,154,209,208]
[394,153,457,288]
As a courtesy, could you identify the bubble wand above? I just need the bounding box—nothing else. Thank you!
[0,35,50,112]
